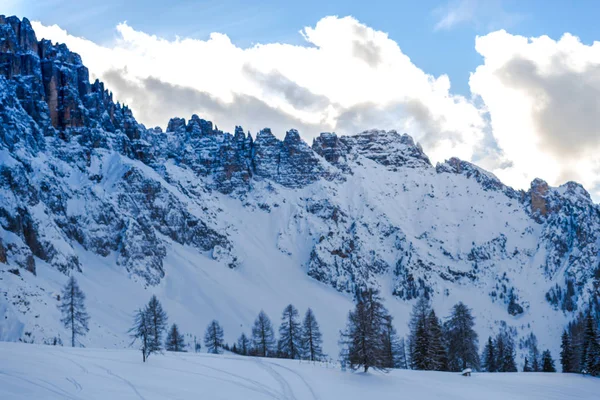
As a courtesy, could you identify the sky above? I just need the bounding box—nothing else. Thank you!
[5,0,600,198]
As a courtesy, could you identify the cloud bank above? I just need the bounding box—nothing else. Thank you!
[30,16,600,200]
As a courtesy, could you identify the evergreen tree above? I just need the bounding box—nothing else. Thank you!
[252,310,276,357]
[409,295,432,370]
[426,309,448,371]
[204,320,225,354]
[300,308,324,361]
[398,337,409,369]
[582,308,600,375]
[542,349,556,372]
[445,302,479,371]
[237,333,250,356]
[560,330,574,373]
[165,323,186,352]
[481,336,497,372]
[381,315,402,368]
[129,308,153,362]
[499,334,518,372]
[58,276,90,347]
[145,295,168,353]
[523,357,532,372]
[278,304,302,359]
[339,288,389,372]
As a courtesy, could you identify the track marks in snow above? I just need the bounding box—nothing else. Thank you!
[0,370,83,400]
[94,364,146,400]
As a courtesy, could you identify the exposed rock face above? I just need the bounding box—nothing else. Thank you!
[1,15,599,325]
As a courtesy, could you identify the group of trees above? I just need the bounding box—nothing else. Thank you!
[233,306,325,361]
[560,308,600,376]
[56,276,599,375]
[408,297,479,372]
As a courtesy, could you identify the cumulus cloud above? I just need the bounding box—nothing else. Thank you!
[31,16,485,163]
[471,30,600,196]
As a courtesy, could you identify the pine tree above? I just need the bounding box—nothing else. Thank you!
[165,323,186,352]
[278,304,302,359]
[445,302,479,371]
[145,295,168,353]
[409,295,432,370]
[300,308,324,361]
[204,320,224,354]
[481,336,497,372]
[398,337,409,369]
[523,357,532,372]
[499,334,517,372]
[426,309,448,371]
[237,333,250,356]
[381,315,402,368]
[340,288,389,372]
[252,310,276,357]
[582,308,600,375]
[129,308,153,362]
[58,276,90,347]
[541,350,556,372]
[560,330,574,373]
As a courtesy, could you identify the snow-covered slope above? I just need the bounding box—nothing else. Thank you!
[1,342,598,400]
[1,15,599,361]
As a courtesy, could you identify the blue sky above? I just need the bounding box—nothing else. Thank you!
[7,0,600,96]
[6,0,600,198]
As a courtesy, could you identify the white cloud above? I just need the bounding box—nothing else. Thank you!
[31,16,485,164]
[471,30,600,197]
[32,16,600,200]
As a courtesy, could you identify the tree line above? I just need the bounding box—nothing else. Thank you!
[55,276,599,376]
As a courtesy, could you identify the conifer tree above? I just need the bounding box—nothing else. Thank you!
[278,304,302,359]
[381,315,402,368]
[581,308,600,375]
[252,310,276,357]
[498,334,517,372]
[398,337,409,369]
[237,333,250,356]
[204,320,225,354]
[481,336,497,372]
[426,309,447,371]
[523,357,531,372]
[145,295,168,353]
[560,330,574,373]
[58,276,90,347]
[340,288,389,372]
[129,308,153,362]
[409,295,432,370]
[542,350,556,372]
[165,323,186,352]
[300,308,324,361]
[445,302,479,371]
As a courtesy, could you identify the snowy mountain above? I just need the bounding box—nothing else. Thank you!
[1,16,599,359]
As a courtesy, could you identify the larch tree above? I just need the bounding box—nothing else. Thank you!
[340,288,389,372]
[278,304,302,359]
[58,276,90,347]
[426,309,447,371]
[301,308,324,361]
[252,310,276,357]
[408,295,432,370]
[204,320,225,354]
[146,295,168,353]
[237,333,250,356]
[445,302,479,371]
[165,323,186,352]
[129,308,153,362]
